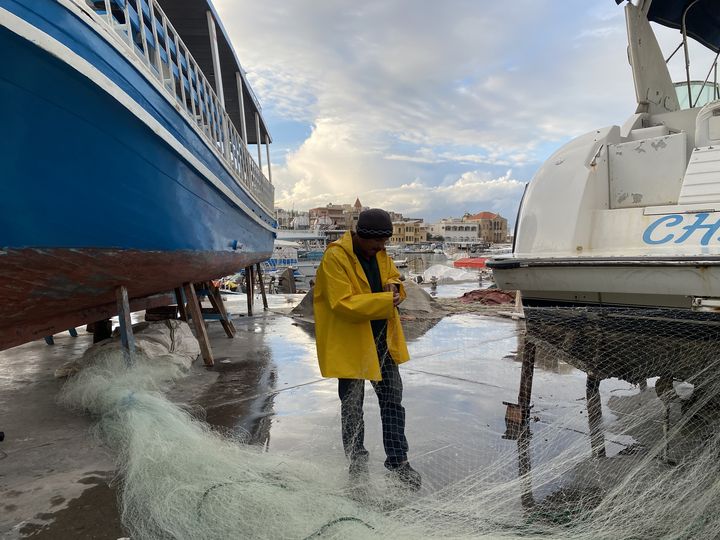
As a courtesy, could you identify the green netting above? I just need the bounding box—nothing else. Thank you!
[59,308,720,539]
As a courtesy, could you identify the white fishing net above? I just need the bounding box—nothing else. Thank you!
[59,308,720,539]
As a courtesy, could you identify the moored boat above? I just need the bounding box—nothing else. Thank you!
[0,0,276,350]
[489,0,720,312]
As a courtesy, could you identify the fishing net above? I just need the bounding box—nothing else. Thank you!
[59,306,720,539]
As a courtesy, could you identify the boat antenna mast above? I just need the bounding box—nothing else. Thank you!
[664,0,719,107]
[681,0,702,105]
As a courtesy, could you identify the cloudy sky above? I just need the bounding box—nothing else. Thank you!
[214,0,715,226]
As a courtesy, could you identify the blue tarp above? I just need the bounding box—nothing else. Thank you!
[645,0,720,53]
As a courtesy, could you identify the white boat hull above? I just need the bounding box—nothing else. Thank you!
[492,258,720,308]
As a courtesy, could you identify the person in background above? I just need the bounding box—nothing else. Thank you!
[313,208,421,490]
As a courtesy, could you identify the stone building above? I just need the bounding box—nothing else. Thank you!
[344,198,366,231]
[391,219,428,245]
[428,218,479,246]
[464,212,508,244]
[308,204,346,228]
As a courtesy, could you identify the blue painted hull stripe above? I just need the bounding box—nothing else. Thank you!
[0,26,271,251]
[0,2,275,231]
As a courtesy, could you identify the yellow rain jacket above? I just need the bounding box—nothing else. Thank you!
[314,231,410,380]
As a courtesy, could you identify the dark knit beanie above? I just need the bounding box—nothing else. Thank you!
[356,208,394,239]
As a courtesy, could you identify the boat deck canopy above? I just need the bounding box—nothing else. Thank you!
[158,0,271,144]
[645,0,720,53]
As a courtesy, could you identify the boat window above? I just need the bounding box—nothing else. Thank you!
[674,81,720,109]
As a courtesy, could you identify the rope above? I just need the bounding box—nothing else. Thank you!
[303,516,376,539]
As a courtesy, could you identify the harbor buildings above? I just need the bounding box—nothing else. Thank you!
[463,212,508,244]
[391,219,428,245]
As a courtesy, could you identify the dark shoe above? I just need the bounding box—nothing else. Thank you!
[349,454,369,481]
[387,462,421,491]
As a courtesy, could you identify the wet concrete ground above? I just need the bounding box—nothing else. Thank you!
[0,290,647,539]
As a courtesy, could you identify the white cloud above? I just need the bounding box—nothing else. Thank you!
[213,1,700,222]
[274,146,526,224]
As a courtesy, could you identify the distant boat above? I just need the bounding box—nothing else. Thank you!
[273,231,328,278]
[392,258,409,268]
[0,0,275,350]
[265,240,320,279]
[453,257,487,269]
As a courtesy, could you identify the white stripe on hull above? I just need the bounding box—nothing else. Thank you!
[494,265,720,308]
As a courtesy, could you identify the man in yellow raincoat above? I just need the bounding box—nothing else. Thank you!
[314,208,421,490]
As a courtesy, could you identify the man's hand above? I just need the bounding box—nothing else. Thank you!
[384,283,401,307]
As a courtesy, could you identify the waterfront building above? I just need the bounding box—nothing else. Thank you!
[309,204,346,228]
[344,198,367,231]
[429,218,479,246]
[391,219,428,245]
[463,212,508,244]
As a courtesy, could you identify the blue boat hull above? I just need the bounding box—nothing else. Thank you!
[0,1,275,349]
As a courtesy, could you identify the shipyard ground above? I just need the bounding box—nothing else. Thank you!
[1,292,654,539]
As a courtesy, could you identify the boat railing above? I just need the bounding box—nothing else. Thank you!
[84,0,274,214]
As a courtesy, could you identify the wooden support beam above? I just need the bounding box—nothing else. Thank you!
[116,285,137,367]
[183,282,214,366]
[586,372,606,459]
[255,263,268,311]
[502,337,536,440]
[207,282,236,338]
[92,319,113,344]
[245,266,254,316]
[517,340,536,418]
[175,287,188,321]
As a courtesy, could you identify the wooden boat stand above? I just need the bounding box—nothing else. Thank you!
[41,265,270,371]
[175,281,238,368]
[177,265,267,366]
[44,328,78,346]
[116,285,137,367]
[243,263,269,316]
[503,338,536,440]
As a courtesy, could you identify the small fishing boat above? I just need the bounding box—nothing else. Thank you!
[275,230,327,278]
[489,0,720,311]
[0,0,275,350]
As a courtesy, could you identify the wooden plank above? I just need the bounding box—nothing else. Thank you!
[183,282,214,366]
[116,285,137,367]
[255,263,268,311]
[0,291,174,352]
[207,283,236,338]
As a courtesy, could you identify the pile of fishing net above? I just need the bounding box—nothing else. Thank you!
[421,264,477,283]
[60,308,720,539]
[59,321,397,538]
